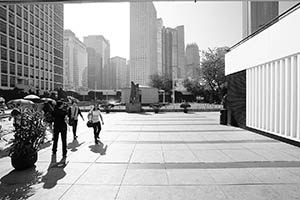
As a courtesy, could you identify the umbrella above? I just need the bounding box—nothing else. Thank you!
[67,96,79,103]
[24,94,40,100]
[8,99,34,105]
[41,98,56,105]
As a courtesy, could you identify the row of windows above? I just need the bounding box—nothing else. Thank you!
[1,61,54,80]
[1,47,56,65]
[1,74,54,90]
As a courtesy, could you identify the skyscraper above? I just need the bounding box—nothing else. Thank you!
[157,18,163,76]
[63,29,87,91]
[111,56,129,89]
[84,35,110,90]
[130,2,157,86]
[185,43,200,80]
[162,25,185,80]
[0,4,64,94]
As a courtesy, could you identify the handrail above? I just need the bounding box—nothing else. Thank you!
[229,2,300,52]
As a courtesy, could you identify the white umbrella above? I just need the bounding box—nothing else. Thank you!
[24,94,40,100]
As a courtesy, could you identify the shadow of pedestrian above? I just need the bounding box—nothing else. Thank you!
[0,166,43,200]
[67,140,85,152]
[89,143,107,155]
[41,154,67,189]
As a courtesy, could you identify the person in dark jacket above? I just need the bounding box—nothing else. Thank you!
[68,101,84,140]
[52,100,68,158]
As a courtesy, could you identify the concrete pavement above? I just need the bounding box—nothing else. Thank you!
[1,112,300,199]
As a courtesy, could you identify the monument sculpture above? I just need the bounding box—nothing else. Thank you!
[126,81,141,112]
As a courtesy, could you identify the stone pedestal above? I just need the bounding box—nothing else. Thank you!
[126,103,141,113]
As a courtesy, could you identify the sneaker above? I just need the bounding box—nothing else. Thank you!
[74,136,78,140]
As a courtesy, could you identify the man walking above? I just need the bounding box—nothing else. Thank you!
[52,100,68,159]
[68,101,84,140]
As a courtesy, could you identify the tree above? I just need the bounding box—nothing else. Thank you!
[149,74,172,94]
[200,47,228,103]
[183,78,204,96]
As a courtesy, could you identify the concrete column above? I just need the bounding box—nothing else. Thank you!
[297,55,300,140]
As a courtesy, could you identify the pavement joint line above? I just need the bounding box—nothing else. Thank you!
[113,130,139,200]
[115,123,221,126]
[105,129,248,133]
[106,140,280,144]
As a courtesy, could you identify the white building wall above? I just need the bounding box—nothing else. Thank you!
[226,6,300,142]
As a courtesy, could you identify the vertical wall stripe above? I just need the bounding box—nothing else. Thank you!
[274,60,280,133]
[297,55,300,140]
[280,59,285,136]
[285,58,291,137]
[290,56,297,138]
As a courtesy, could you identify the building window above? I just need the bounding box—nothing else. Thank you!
[30,68,34,77]
[24,55,28,66]
[9,5,14,12]
[30,14,34,25]
[9,38,14,49]
[9,13,14,25]
[17,41,22,52]
[30,25,34,35]
[24,66,28,77]
[17,53,22,64]
[30,56,34,66]
[30,35,34,46]
[23,21,28,32]
[29,5,34,13]
[35,27,39,38]
[35,38,39,48]
[17,29,22,40]
[9,25,14,37]
[0,20,7,34]
[24,44,28,54]
[9,50,14,62]
[23,10,28,21]
[0,7,7,21]
[1,47,7,59]
[10,76,16,87]
[17,65,22,76]
[0,34,7,47]
[16,5,22,16]
[1,74,8,87]
[16,17,22,29]
[23,32,28,43]
[30,47,33,56]
[10,63,15,75]
[35,48,39,58]
[35,18,39,28]
[1,61,8,73]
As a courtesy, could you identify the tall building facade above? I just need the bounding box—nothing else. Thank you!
[185,43,200,80]
[130,2,157,86]
[63,29,87,91]
[84,35,110,90]
[0,4,64,94]
[111,56,129,89]
[242,1,278,38]
[161,25,185,80]
[157,18,163,76]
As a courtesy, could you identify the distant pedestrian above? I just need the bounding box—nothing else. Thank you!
[52,100,68,158]
[68,101,84,140]
[88,103,104,145]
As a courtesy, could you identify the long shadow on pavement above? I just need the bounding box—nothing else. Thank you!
[41,154,67,189]
[67,139,85,152]
[89,143,107,155]
[0,166,43,200]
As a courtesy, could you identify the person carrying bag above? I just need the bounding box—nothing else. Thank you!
[88,103,104,145]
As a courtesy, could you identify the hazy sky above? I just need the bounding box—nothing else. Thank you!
[64,2,242,60]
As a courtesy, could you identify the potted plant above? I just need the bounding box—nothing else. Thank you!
[180,102,191,113]
[9,106,46,170]
[150,103,164,113]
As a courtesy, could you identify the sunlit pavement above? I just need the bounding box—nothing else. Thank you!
[1,112,300,199]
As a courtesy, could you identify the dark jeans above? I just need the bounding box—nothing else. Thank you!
[93,122,101,141]
[52,128,67,157]
[72,119,78,137]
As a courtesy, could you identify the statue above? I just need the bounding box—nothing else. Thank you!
[130,81,140,104]
[126,81,141,113]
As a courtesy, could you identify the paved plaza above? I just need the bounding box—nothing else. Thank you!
[1,112,300,199]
